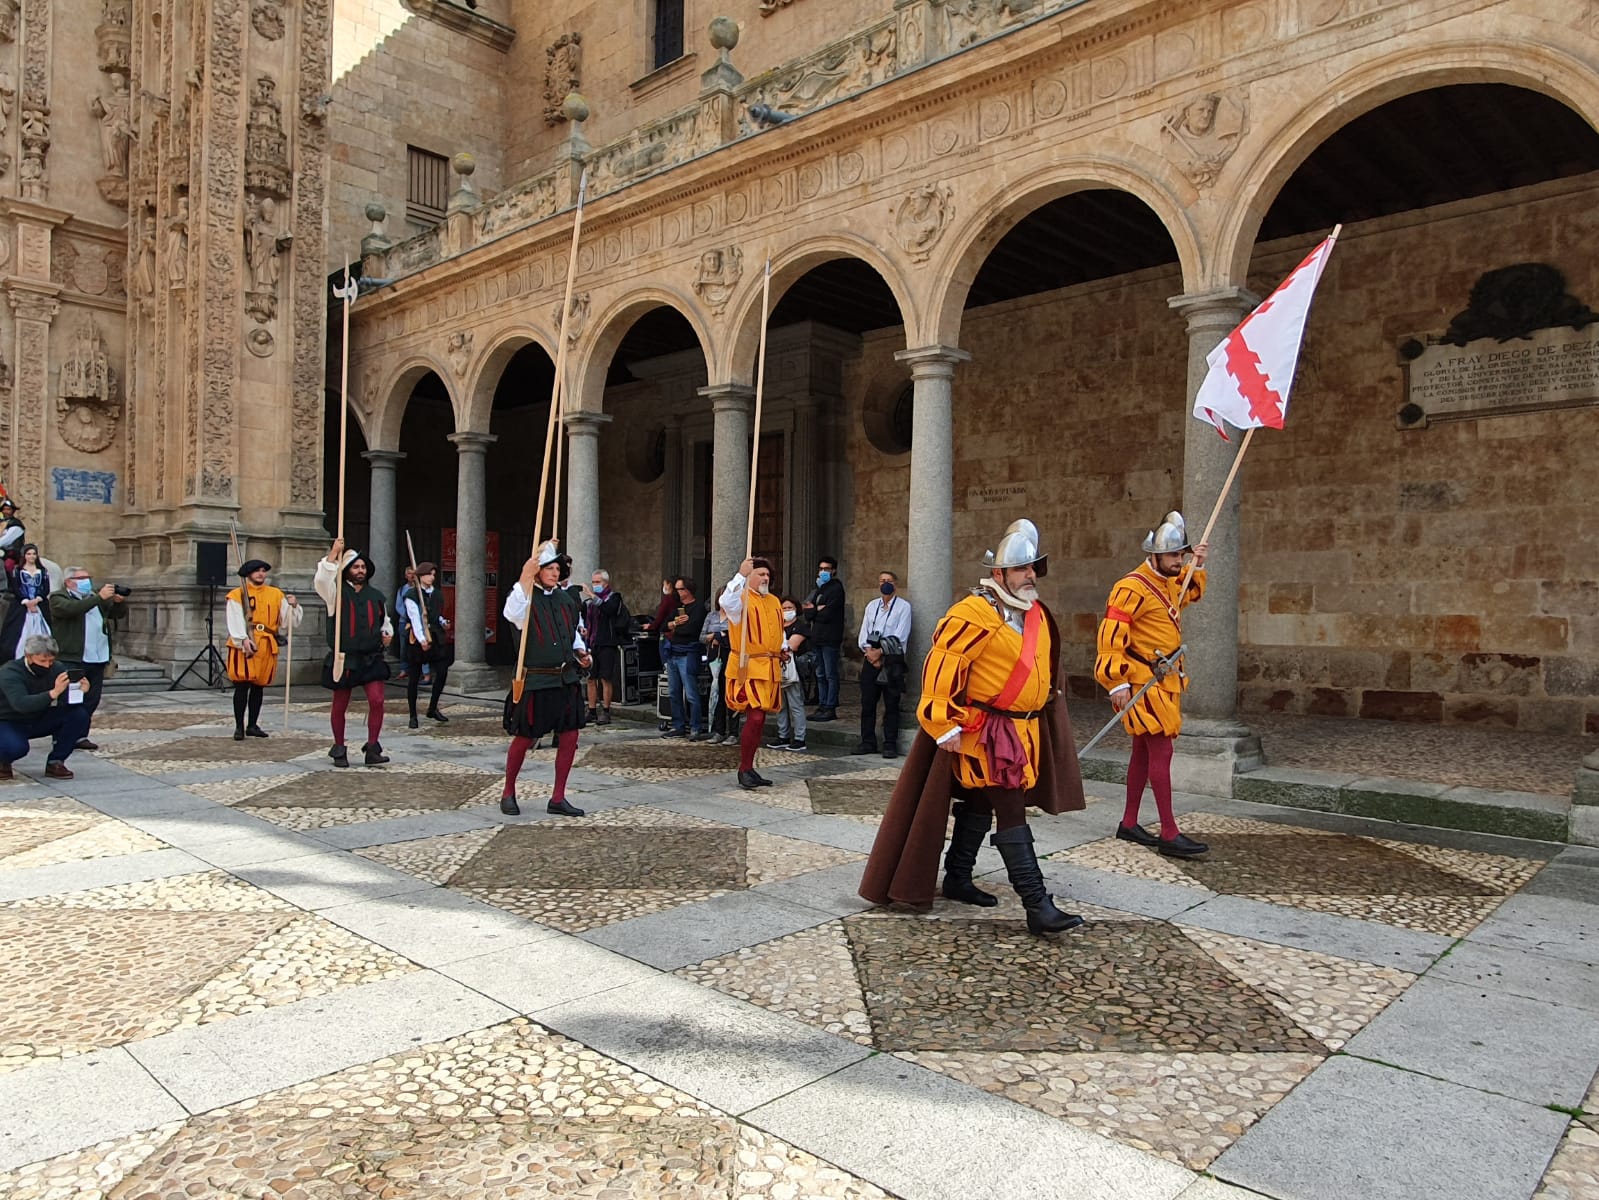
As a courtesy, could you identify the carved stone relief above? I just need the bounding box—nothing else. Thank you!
[1160,90,1247,187]
[692,246,743,316]
[96,0,132,73]
[251,0,285,40]
[475,174,556,238]
[57,316,122,454]
[132,212,158,303]
[167,195,189,289]
[759,0,799,14]
[890,183,953,264]
[0,0,16,43]
[944,0,1036,49]
[244,194,292,324]
[551,293,589,342]
[244,74,290,198]
[446,329,473,376]
[291,0,334,507]
[0,71,13,176]
[543,33,581,126]
[92,72,134,204]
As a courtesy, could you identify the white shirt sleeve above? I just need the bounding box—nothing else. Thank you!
[573,626,588,654]
[225,596,247,644]
[503,581,529,630]
[0,526,22,549]
[857,599,877,651]
[719,574,746,624]
[936,727,962,745]
[404,598,426,644]
[382,613,393,638]
[279,597,303,636]
[314,554,354,614]
[886,599,912,646]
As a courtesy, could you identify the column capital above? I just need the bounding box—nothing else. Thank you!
[895,344,971,378]
[447,430,497,452]
[1168,287,1259,332]
[4,282,61,323]
[698,383,755,415]
[562,410,613,434]
[361,449,406,466]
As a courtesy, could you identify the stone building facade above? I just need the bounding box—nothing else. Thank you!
[0,0,333,669]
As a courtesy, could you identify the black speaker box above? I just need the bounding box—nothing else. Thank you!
[196,542,229,588]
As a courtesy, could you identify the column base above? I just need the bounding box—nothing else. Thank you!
[1173,717,1265,799]
[447,662,510,696]
[1571,754,1599,845]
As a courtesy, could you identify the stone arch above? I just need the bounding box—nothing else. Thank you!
[367,355,454,452]
[721,234,919,385]
[929,148,1202,347]
[461,327,558,433]
[569,284,713,414]
[1215,38,1599,284]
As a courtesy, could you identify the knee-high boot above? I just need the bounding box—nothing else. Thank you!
[941,802,998,907]
[991,825,1084,935]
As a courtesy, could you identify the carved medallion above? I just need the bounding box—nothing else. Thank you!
[692,246,744,317]
[56,316,122,453]
[446,329,474,376]
[551,293,589,343]
[251,0,285,40]
[1161,90,1247,188]
[246,327,275,357]
[890,183,954,265]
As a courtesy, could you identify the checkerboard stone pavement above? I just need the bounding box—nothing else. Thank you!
[0,689,1597,1199]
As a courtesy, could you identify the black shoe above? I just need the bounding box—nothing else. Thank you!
[787,741,807,752]
[811,709,836,722]
[942,801,999,908]
[586,708,598,723]
[851,743,878,755]
[661,728,687,739]
[362,741,390,767]
[991,825,1085,935]
[690,731,711,742]
[737,768,762,791]
[882,744,900,759]
[234,728,246,742]
[766,738,791,750]
[1116,822,1160,848]
[752,771,774,787]
[426,709,449,723]
[500,795,521,816]
[330,744,350,768]
[245,725,269,739]
[547,798,586,817]
[1157,832,1210,858]
[657,721,672,733]
[408,715,420,729]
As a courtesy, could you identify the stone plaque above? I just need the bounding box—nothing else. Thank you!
[965,484,1027,507]
[1403,324,1599,426]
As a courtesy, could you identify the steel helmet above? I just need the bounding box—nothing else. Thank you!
[1141,511,1191,555]
[983,518,1048,578]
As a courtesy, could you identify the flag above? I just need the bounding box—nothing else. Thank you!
[1193,229,1339,439]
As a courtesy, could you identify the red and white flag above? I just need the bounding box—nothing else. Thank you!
[1193,229,1339,439]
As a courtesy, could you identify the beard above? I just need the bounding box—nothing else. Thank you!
[755,582,769,595]
[1015,584,1040,602]
[1153,558,1184,577]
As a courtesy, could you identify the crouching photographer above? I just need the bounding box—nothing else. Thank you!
[48,567,127,751]
[0,635,92,779]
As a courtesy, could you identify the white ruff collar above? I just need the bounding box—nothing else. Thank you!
[976,578,1034,612]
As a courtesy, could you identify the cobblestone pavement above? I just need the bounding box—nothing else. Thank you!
[0,689,1593,1200]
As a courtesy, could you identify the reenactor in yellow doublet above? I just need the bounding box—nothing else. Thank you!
[225,559,301,740]
[719,557,786,791]
[1094,511,1210,858]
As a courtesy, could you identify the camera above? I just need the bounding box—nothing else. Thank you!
[112,584,133,597]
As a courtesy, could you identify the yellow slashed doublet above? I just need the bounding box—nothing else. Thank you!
[1094,562,1205,737]
[725,589,785,713]
[227,583,287,687]
[918,592,1054,791]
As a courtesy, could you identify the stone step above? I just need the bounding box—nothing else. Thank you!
[101,661,172,692]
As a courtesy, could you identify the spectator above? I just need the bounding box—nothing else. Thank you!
[582,568,626,725]
[661,576,708,740]
[1,544,52,659]
[854,569,912,758]
[767,596,811,751]
[641,579,676,732]
[48,565,125,751]
[701,604,740,746]
[803,555,845,720]
[0,634,91,780]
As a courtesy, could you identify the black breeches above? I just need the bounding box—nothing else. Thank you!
[962,788,1029,832]
[233,682,264,727]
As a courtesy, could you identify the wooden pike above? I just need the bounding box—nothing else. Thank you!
[737,258,773,672]
[512,169,589,704]
[405,529,428,644]
[331,256,358,682]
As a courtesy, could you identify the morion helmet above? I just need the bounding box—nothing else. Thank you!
[1141,511,1191,555]
[982,518,1048,578]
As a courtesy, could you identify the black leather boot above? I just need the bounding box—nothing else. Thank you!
[362,741,390,766]
[500,794,520,816]
[330,744,349,768]
[941,802,998,907]
[991,825,1084,935]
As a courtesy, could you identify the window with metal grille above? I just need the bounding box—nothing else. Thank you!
[652,0,684,70]
[406,146,449,227]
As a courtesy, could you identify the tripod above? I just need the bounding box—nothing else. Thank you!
[171,583,229,690]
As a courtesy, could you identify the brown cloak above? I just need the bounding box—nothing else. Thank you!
[857,600,1087,907]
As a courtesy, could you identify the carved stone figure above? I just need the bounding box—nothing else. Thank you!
[1161,91,1247,187]
[96,0,132,73]
[244,75,290,198]
[891,183,954,264]
[759,0,798,14]
[132,213,158,300]
[57,316,120,455]
[551,293,590,343]
[692,246,744,316]
[91,73,135,178]
[945,0,1035,48]
[166,196,189,288]
[19,101,48,197]
[446,330,474,376]
[0,0,17,43]
[244,195,292,321]
[543,33,582,126]
[251,0,285,40]
[0,70,14,176]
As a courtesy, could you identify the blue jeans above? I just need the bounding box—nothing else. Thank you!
[0,705,91,766]
[665,649,704,734]
[814,644,841,709]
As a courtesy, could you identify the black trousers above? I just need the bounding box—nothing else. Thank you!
[859,662,901,748]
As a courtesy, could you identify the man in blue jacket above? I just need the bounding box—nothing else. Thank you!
[0,635,91,779]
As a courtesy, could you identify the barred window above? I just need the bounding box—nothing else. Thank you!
[652,0,684,71]
[406,146,449,227]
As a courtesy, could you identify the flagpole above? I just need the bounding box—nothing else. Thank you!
[1175,426,1254,606]
[330,256,356,682]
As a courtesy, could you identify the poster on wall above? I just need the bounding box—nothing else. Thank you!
[439,529,501,645]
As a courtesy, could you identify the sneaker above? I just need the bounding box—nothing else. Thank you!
[786,740,807,751]
[709,733,727,745]
[661,728,687,739]
[766,738,791,750]
[586,708,598,723]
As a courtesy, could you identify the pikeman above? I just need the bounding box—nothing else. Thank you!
[315,537,393,768]
[402,560,450,728]
[860,519,1087,936]
[719,556,785,791]
[1096,511,1210,858]
[500,540,589,817]
[225,558,301,740]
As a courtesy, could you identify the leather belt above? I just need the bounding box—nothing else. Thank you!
[972,699,1043,721]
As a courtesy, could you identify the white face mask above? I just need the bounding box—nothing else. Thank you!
[782,609,796,622]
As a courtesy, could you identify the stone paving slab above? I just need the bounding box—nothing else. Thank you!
[56,785,222,820]
[1206,797,1566,860]
[534,972,869,1115]
[127,970,514,1114]
[1523,857,1599,906]
[0,1048,187,1172]
[582,889,837,970]
[1468,893,1599,965]
[182,827,334,868]
[753,859,876,916]
[1429,941,1599,1013]
[757,812,891,854]
[1214,1055,1568,1200]
[1040,860,1214,920]
[746,1052,1194,1200]
[119,805,296,849]
[231,852,440,910]
[306,808,501,850]
[0,847,210,904]
[440,935,663,1012]
[317,887,561,968]
[1175,894,1451,974]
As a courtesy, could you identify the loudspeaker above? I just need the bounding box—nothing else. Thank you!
[196,542,229,588]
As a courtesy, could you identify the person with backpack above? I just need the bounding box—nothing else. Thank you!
[582,568,627,725]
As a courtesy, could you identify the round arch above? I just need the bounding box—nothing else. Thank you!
[1214,39,1599,283]
[720,234,919,385]
[929,149,1202,347]
[366,355,454,452]
[569,285,713,413]
[460,328,558,433]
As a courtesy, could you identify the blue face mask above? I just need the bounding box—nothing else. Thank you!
[816,571,831,585]
[75,578,93,597]
[880,582,895,595]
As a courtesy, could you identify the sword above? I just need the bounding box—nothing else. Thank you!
[1077,642,1187,759]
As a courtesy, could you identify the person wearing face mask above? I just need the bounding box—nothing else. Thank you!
[854,570,913,759]
[1095,511,1211,859]
[720,557,787,789]
[0,635,92,779]
[767,596,811,751]
[581,569,626,726]
[860,519,1087,937]
[801,557,845,721]
[48,565,126,749]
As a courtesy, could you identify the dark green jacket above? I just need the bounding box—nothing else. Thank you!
[0,657,59,720]
[518,586,584,689]
[46,588,119,663]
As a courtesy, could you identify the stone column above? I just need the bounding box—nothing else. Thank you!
[1167,288,1264,793]
[448,431,496,688]
[1573,750,1599,846]
[563,411,611,588]
[362,450,405,612]
[700,384,754,592]
[895,345,970,671]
